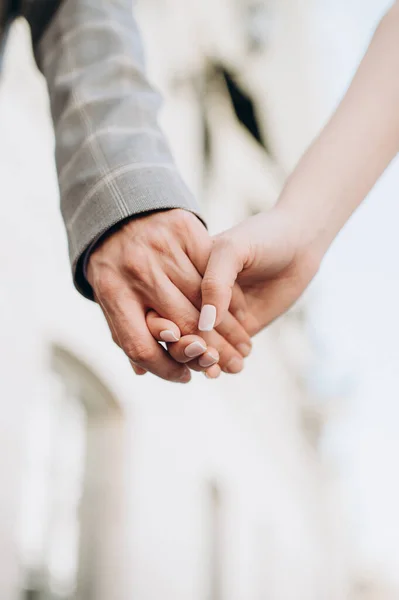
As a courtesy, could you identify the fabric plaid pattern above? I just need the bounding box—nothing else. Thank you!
[0,0,202,299]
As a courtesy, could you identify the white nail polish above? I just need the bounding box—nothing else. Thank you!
[160,330,179,343]
[198,305,217,331]
[199,352,218,368]
[184,341,207,358]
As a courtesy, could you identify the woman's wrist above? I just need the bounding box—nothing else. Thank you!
[272,196,328,270]
[273,4,399,268]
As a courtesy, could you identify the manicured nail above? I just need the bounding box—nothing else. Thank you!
[225,357,244,374]
[237,343,251,357]
[184,341,207,358]
[198,305,217,331]
[160,330,179,343]
[199,352,218,368]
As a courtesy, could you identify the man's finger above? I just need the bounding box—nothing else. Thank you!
[130,362,148,376]
[98,288,191,383]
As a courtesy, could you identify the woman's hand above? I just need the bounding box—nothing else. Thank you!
[197,2,399,338]
[198,207,321,337]
[145,310,222,380]
[130,310,223,380]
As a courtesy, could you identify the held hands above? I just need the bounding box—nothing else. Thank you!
[84,2,399,382]
[199,206,320,338]
[153,206,320,379]
[87,206,320,382]
[87,209,252,383]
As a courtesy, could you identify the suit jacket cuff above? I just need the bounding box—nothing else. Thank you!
[71,166,204,300]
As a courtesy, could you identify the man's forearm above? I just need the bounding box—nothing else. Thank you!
[32,0,202,299]
[277,2,399,259]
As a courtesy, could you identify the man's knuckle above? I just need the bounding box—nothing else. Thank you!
[149,235,175,258]
[95,270,118,296]
[122,247,147,275]
[121,256,136,275]
[125,343,156,365]
[169,209,195,234]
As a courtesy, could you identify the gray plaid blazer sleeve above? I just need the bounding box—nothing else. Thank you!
[30,0,203,299]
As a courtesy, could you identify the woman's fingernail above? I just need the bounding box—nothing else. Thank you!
[198,305,217,331]
[160,330,180,343]
[237,343,251,357]
[225,357,244,374]
[199,352,218,368]
[185,341,207,358]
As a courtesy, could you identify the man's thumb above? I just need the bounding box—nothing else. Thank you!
[198,238,241,331]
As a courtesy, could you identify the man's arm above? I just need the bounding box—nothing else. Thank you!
[24,0,251,381]
[30,0,202,298]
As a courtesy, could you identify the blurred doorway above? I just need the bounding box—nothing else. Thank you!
[18,345,127,600]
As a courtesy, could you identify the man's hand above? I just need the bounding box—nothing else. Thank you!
[87,209,252,382]
[199,207,321,337]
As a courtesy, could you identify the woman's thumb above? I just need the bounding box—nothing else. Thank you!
[198,237,242,331]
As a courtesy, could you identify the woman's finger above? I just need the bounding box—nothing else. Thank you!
[146,310,214,365]
[168,336,219,365]
[145,310,181,342]
[145,311,222,377]
[199,236,244,331]
[203,364,222,379]
[185,359,222,378]
[145,276,244,374]
[182,223,249,327]
[165,250,252,357]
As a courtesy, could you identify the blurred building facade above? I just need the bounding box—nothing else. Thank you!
[0,1,397,599]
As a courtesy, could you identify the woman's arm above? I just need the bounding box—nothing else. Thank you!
[277,1,399,260]
[198,3,399,333]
